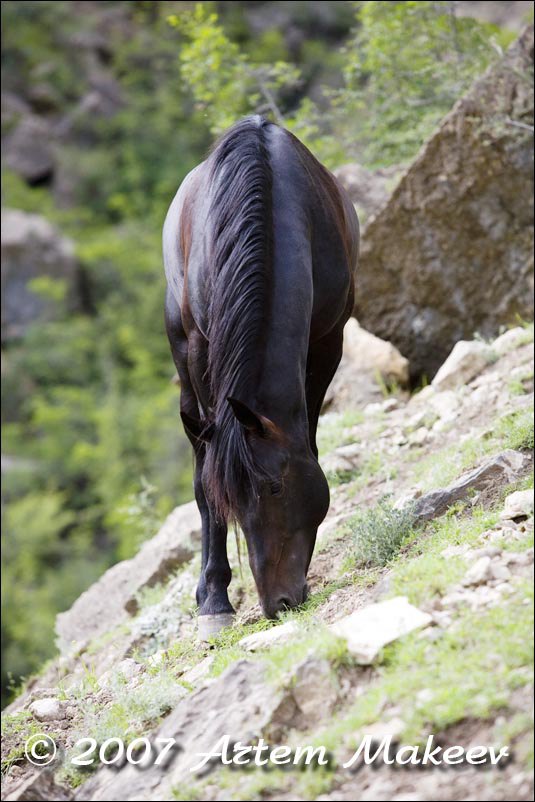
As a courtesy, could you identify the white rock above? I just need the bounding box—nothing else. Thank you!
[147,650,166,668]
[500,490,534,521]
[239,620,301,651]
[408,427,429,446]
[292,657,337,723]
[29,698,67,721]
[440,544,471,558]
[99,658,143,688]
[490,562,512,582]
[359,716,406,741]
[334,443,361,460]
[382,398,399,413]
[462,556,493,586]
[428,390,461,421]
[182,655,215,685]
[364,401,384,417]
[492,327,529,356]
[329,597,432,664]
[432,340,494,391]
[503,551,534,567]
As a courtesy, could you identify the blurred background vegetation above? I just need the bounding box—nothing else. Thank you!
[1,1,528,705]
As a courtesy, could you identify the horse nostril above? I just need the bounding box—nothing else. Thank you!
[276,596,293,612]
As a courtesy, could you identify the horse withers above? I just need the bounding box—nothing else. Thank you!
[163,116,359,637]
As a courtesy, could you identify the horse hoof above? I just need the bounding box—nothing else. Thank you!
[198,613,235,641]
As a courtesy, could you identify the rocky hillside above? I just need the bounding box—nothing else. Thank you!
[2,323,533,802]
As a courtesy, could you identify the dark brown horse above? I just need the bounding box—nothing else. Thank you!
[163,116,359,636]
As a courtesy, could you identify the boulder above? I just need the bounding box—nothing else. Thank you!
[1,209,79,341]
[354,26,534,380]
[55,501,201,655]
[323,318,409,411]
[2,115,55,184]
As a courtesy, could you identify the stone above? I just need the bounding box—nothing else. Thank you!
[353,27,534,379]
[239,620,300,651]
[181,655,215,686]
[3,115,55,184]
[1,209,79,341]
[55,501,201,655]
[29,697,67,722]
[329,597,432,664]
[412,450,529,522]
[490,562,512,582]
[492,326,531,356]
[323,318,409,411]
[462,556,493,586]
[335,443,362,460]
[3,770,72,801]
[291,657,337,723]
[408,427,430,447]
[500,489,534,521]
[428,390,462,421]
[357,716,406,742]
[431,340,495,391]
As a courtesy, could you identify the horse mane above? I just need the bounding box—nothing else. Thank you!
[204,115,274,520]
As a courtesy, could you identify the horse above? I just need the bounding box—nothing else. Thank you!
[163,115,359,638]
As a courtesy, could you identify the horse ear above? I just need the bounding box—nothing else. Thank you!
[227,397,267,436]
[180,411,214,443]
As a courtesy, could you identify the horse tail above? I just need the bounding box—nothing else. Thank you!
[204,115,273,519]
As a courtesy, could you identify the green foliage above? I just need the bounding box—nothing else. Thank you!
[331,0,514,165]
[169,4,300,134]
[349,498,416,566]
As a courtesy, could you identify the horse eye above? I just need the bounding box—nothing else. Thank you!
[270,480,283,496]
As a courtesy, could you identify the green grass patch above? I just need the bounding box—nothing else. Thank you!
[412,404,534,491]
[1,711,43,773]
[388,505,499,606]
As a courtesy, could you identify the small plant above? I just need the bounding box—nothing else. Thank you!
[349,498,416,567]
[496,408,534,451]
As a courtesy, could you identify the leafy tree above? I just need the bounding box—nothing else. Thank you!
[169,4,300,133]
[330,0,514,165]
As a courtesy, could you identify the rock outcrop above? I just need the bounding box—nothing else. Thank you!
[1,209,79,341]
[354,26,534,379]
[323,318,410,411]
[55,501,201,655]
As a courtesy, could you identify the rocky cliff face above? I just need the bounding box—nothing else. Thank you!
[348,26,534,380]
[2,324,533,802]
